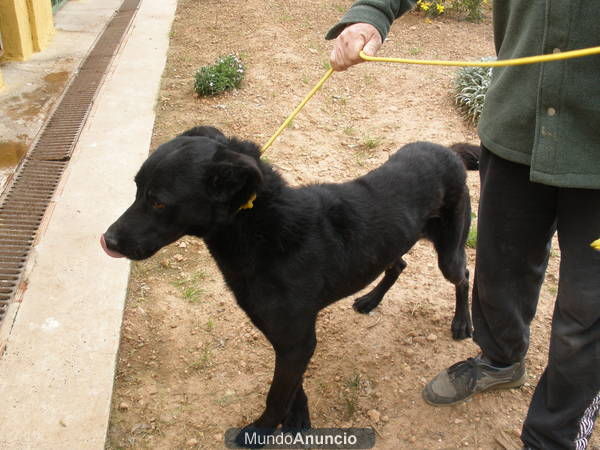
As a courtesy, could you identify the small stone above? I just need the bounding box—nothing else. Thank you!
[426,333,437,342]
[454,418,463,424]
[214,433,223,442]
[381,415,389,422]
[119,402,130,411]
[178,241,188,248]
[59,418,67,427]
[186,438,198,446]
[367,409,381,423]
[410,436,417,443]
[173,254,184,262]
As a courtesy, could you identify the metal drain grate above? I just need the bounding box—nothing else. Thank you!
[0,0,141,324]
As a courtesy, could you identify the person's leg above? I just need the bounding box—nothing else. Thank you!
[471,148,557,365]
[522,187,600,449]
[424,147,557,405]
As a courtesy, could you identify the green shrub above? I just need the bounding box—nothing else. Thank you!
[454,60,494,124]
[194,54,245,97]
[451,0,486,22]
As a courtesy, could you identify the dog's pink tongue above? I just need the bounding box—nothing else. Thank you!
[100,234,125,258]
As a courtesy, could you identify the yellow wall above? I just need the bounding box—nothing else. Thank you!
[0,0,54,61]
[26,0,54,52]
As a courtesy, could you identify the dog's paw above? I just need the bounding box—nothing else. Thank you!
[234,425,274,449]
[352,293,380,314]
[451,317,473,340]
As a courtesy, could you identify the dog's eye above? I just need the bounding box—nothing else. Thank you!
[152,201,166,210]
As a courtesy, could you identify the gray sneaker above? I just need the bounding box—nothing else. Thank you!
[423,354,526,406]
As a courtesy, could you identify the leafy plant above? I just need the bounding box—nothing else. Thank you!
[416,0,487,21]
[416,0,445,17]
[451,0,486,22]
[454,59,494,124]
[194,54,245,97]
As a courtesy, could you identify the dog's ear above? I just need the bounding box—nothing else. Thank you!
[204,148,263,206]
[180,126,226,143]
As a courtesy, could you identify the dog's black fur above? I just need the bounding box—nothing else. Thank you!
[450,142,481,170]
[103,126,476,445]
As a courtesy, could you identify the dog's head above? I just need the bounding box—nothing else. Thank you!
[101,126,264,260]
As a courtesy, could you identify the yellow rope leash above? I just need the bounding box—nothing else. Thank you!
[260,45,600,154]
[260,68,334,153]
[358,45,600,67]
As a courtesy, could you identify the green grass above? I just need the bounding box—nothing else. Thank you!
[194,54,245,97]
[362,136,382,150]
[189,344,212,371]
[171,271,206,303]
[342,373,362,419]
[466,226,478,249]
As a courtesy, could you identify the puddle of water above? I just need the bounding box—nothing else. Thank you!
[5,71,70,121]
[44,71,69,85]
[0,141,27,189]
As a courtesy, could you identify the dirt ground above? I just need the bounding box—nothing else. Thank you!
[106,1,597,449]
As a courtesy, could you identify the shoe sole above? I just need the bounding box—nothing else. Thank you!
[422,371,527,407]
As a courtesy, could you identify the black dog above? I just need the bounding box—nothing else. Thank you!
[101,126,477,445]
[450,142,481,170]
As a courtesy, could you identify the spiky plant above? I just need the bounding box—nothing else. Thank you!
[454,58,494,124]
[194,54,245,97]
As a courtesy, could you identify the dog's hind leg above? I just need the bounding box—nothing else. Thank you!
[428,196,473,339]
[451,269,472,340]
[353,258,407,314]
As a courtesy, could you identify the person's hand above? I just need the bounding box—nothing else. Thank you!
[329,23,383,71]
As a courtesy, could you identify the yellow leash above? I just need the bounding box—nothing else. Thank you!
[260,68,334,153]
[358,45,600,67]
[257,45,600,244]
[260,45,600,154]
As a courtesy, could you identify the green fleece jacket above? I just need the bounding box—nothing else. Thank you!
[326,0,600,189]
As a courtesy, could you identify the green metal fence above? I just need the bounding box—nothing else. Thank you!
[51,0,69,14]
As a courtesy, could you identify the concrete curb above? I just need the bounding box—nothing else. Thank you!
[0,0,177,448]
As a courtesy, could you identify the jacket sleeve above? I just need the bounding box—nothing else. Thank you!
[325,0,416,41]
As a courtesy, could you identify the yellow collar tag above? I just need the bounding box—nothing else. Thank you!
[239,193,257,211]
[591,238,600,251]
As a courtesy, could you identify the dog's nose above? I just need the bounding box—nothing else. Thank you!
[100,232,125,258]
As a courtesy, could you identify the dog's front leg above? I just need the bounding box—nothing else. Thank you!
[235,329,316,448]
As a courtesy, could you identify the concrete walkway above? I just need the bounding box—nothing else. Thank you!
[0,0,177,448]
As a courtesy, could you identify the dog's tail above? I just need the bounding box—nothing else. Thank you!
[450,143,481,171]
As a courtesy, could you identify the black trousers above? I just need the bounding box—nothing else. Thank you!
[472,148,600,449]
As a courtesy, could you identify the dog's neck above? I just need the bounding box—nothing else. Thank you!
[202,168,310,282]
